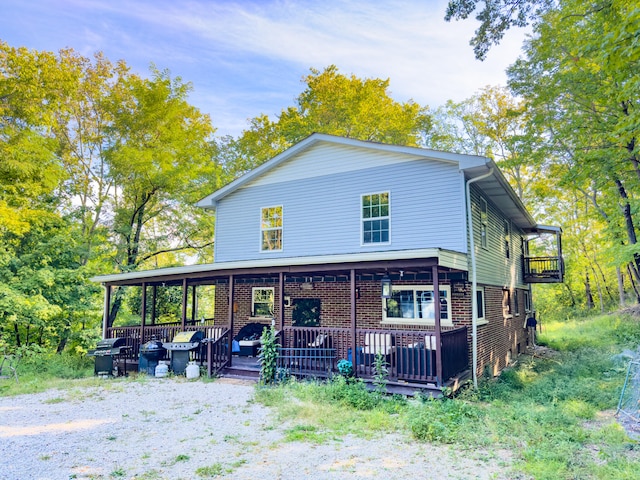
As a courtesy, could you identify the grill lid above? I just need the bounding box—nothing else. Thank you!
[171,331,204,343]
[140,336,164,353]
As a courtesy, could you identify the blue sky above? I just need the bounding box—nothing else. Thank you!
[1,0,527,137]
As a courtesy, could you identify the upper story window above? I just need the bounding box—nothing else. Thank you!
[362,192,390,245]
[261,206,282,251]
[382,285,451,326]
[252,287,274,317]
[504,220,511,259]
[480,197,488,249]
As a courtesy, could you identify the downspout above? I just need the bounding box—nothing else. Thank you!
[465,167,494,389]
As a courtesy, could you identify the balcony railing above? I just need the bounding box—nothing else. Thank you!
[523,256,564,283]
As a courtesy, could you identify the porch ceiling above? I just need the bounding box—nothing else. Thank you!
[91,248,469,287]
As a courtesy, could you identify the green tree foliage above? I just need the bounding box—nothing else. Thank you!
[506,0,640,309]
[445,0,554,60]
[0,43,219,351]
[218,65,432,178]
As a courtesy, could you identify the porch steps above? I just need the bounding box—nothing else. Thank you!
[220,366,260,380]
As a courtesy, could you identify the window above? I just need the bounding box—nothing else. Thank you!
[252,287,274,317]
[362,192,390,244]
[524,290,531,312]
[502,289,512,317]
[514,289,520,316]
[476,287,485,323]
[261,206,282,251]
[383,285,451,325]
[504,220,511,259]
[480,198,488,249]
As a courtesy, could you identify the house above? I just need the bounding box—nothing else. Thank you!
[92,133,563,394]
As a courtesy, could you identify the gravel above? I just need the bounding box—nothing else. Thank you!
[0,377,512,479]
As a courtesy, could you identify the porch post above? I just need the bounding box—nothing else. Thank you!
[102,284,111,339]
[227,275,234,365]
[191,285,197,322]
[181,278,188,330]
[350,269,357,377]
[140,282,147,343]
[432,265,443,386]
[278,272,285,332]
[151,285,157,325]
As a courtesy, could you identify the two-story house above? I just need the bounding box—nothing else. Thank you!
[92,133,562,393]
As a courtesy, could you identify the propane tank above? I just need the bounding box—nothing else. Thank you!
[186,361,200,379]
[155,361,169,378]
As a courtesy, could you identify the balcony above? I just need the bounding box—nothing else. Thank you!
[523,256,564,283]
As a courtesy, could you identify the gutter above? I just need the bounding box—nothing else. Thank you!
[465,167,494,389]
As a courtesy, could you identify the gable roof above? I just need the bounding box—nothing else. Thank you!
[197,133,537,230]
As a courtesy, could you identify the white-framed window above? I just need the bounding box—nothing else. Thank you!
[524,290,531,312]
[480,197,488,249]
[382,285,452,326]
[252,287,274,317]
[502,289,512,317]
[362,192,390,245]
[514,289,520,316]
[476,287,486,323]
[261,205,282,251]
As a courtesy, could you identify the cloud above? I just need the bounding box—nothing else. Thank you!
[1,0,528,136]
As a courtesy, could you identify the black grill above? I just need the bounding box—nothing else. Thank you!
[139,337,166,375]
[163,331,204,375]
[88,338,130,376]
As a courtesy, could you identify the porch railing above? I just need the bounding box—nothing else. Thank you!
[106,321,219,363]
[205,328,231,377]
[280,326,469,385]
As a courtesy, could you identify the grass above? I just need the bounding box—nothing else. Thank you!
[254,312,640,479]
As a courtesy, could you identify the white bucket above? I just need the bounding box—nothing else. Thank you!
[186,361,200,379]
[155,361,169,378]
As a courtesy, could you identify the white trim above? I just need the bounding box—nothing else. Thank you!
[381,285,452,326]
[476,286,485,323]
[251,287,274,317]
[360,190,391,246]
[260,205,283,253]
[91,248,468,284]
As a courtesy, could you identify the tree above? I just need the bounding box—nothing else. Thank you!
[507,0,640,305]
[445,0,555,60]
[219,66,432,177]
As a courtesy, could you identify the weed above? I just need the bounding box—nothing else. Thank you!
[195,463,224,478]
[43,396,66,404]
[110,466,125,477]
[284,424,330,443]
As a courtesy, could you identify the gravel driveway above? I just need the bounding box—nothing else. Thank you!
[0,377,511,479]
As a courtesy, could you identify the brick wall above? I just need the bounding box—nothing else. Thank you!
[212,277,530,377]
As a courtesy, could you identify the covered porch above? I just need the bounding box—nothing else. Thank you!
[94,250,472,393]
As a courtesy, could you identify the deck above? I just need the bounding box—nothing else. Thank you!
[105,324,469,391]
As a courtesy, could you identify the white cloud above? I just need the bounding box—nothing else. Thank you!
[1,0,529,135]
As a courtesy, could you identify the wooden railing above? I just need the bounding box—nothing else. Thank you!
[205,328,231,377]
[523,256,563,283]
[280,326,469,385]
[106,321,221,364]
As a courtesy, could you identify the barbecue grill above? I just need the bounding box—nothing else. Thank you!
[163,331,204,375]
[139,336,166,375]
[88,338,130,376]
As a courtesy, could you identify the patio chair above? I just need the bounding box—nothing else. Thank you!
[361,332,393,366]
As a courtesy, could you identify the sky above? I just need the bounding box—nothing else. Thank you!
[1,0,528,137]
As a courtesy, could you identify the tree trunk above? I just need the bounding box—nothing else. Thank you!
[627,263,640,304]
[13,322,21,347]
[617,266,626,307]
[585,272,594,309]
[614,179,640,275]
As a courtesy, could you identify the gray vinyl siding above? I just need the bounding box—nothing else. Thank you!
[214,145,467,262]
[470,185,527,289]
